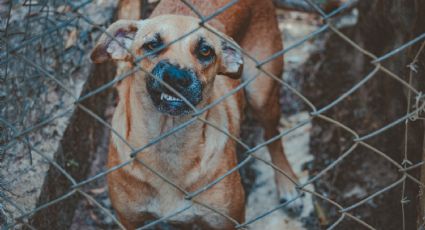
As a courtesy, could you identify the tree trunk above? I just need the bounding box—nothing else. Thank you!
[28,1,145,229]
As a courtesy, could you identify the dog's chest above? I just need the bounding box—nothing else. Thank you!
[121,141,230,227]
[138,188,227,228]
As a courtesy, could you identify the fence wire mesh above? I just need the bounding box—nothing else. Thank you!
[1,0,425,229]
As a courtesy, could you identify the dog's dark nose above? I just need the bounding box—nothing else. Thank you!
[162,64,192,88]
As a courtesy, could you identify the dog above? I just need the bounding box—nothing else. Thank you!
[90,0,302,229]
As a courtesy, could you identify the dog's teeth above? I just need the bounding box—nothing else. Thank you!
[160,93,182,102]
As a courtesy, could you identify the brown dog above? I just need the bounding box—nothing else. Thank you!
[91,0,302,229]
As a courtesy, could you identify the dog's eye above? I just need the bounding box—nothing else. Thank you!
[142,40,163,53]
[197,44,215,61]
[199,46,212,56]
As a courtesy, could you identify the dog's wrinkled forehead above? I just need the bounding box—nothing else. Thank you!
[133,15,221,53]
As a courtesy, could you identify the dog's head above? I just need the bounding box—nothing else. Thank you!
[91,15,243,116]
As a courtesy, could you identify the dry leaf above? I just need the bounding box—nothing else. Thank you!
[65,29,78,49]
[89,186,107,195]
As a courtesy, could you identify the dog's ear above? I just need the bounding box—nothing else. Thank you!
[91,20,140,63]
[218,37,243,79]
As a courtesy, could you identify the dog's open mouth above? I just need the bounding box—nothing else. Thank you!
[148,89,194,116]
[147,84,203,116]
[160,92,183,102]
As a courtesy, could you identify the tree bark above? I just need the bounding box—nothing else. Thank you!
[28,1,144,229]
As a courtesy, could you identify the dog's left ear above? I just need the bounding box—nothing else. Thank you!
[218,38,243,79]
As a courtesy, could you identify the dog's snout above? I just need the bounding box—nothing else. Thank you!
[162,64,192,88]
[148,60,203,116]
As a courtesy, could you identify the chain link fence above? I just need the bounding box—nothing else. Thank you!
[1,0,425,229]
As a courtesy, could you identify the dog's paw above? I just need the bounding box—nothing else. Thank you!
[278,184,304,217]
